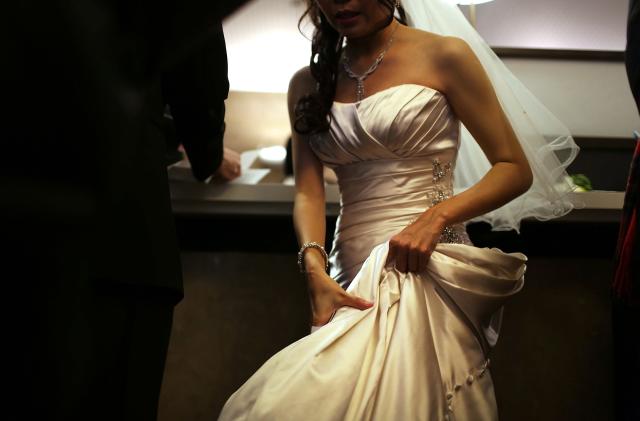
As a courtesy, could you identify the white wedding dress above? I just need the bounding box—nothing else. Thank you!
[219,84,527,421]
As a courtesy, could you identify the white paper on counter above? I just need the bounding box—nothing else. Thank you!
[169,149,270,184]
[227,168,270,185]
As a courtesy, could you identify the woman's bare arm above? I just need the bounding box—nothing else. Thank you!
[289,67,373,325]
[390,37,533,272]
[288,67,328,275]
[432,36,533,225]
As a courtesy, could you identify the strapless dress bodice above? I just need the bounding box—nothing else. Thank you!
[309,84,470,288]
[310,84,459,167]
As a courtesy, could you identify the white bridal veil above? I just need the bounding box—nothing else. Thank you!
[402,0,580,231]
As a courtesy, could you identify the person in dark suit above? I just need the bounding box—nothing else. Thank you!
[2,1,250,419]
[612,2,640,420]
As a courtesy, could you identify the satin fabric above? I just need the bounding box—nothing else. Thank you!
[219,84,526,420]
[314,84,468,288]
[219,243,525,421]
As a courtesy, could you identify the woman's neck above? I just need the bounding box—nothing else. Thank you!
[345,19,398,59]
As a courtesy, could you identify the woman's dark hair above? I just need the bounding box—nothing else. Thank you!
[294,0,406,135]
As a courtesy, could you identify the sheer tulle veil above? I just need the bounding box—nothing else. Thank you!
[400,0,580,232]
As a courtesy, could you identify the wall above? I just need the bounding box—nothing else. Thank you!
[472,0,627,50]
[502,59,638,138]
[224,91,290,152]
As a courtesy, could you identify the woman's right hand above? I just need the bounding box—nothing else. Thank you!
[306,270,374,327]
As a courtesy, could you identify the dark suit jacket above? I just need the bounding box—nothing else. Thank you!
[628,0,640,112]
[2,0,249,299]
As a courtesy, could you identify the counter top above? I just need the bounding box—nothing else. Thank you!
[170,180,623,223]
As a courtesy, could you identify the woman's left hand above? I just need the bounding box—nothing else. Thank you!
[387,209,447,273]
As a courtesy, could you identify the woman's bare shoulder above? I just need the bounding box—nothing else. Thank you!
[397,27,472,90]
[431,36,476,69]
[400,27,445,49]
[404,27,472,63]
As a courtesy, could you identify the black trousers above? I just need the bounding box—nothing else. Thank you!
[79,284,176,421]
[9,243,177,421]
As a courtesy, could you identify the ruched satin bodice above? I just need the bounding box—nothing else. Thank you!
[310,84,459,165]
[310,84,469,287]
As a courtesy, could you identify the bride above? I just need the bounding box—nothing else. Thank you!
[219,0,577,420]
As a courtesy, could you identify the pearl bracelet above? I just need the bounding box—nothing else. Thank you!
[297,242,329,274]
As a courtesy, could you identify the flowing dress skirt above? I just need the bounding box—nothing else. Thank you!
[219,242,526,421]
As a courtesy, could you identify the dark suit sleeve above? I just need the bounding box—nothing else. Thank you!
[162,23,229,182]
[627,0,640,113]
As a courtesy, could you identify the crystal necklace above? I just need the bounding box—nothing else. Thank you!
[342,21,399,102]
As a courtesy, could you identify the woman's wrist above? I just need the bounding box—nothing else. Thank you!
[303,248,327,274]
[298,242,328,273]
[305,270,328,291]
[424,203,451,230]
[303,251,332,291]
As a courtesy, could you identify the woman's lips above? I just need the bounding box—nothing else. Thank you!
[335,10,361,26]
